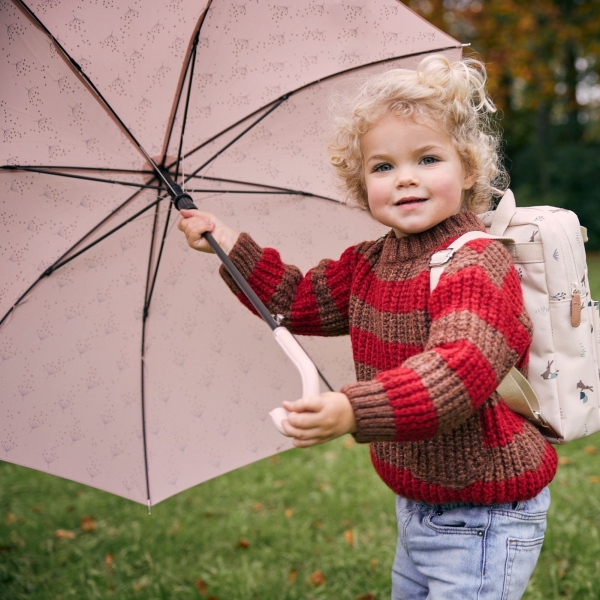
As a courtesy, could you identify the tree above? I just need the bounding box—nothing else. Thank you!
[409,0,600,247]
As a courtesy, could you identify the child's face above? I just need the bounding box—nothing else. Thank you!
[361,113,475,238]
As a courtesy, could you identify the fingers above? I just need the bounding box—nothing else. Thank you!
[284,410,322,431]
[178,210,215,252]
[280,392,356,447]
[282,420,330,447]
[283,396,323,413]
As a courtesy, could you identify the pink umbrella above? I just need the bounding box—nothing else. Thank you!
[0,0,462,508]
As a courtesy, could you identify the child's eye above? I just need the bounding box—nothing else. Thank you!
[420,156,439,165]
[373,163,392,172]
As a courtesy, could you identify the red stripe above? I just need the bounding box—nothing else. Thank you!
[435,340,498,410]
[377,367,438,441]
[290,276,326,335]
[371,443,558,504]
[325,259,350,319]
[350,327,422,371]
[351,269,430,313]
[463,236,493,254]
[480,401,526,447]
[247,249,286,306]
[432,266,530,356]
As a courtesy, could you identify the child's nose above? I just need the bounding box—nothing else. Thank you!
[394,167,419,187]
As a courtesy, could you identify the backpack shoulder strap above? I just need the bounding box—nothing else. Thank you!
[429,231,512,292]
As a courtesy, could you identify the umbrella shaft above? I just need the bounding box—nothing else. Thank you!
[166,177,279,331]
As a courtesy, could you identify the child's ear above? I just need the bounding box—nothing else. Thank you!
[463,171,476,190]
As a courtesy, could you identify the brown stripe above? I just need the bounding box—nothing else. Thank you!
[269,262,304,322]
[444,241,513,289]
[374,252,431,283]
[350,297,430,346]
[354,238,386,269]
[426,311,521,380]
[407,350,473,435]
[310,259,347,334]
[219,232,263,295]
[370,406,548,489]
[353,361,380,382]
[342,379,397,442]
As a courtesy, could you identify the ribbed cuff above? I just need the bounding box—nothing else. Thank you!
[341,380,397,443]
[218,232,263,294]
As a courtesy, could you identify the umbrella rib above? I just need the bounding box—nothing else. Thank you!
[174,34,199,185]
[15,0,181,200]
[175,45,463,169]
[51,195,167,272]
[139,189,167,511]
[185,176,342,204]
[143,200,176,324]
[180,96,288,185]
[162,2,213,166]
[0,182,161,329]
[183,189,344,205]
[0,165,155,175]
[140,30,204,323]
[167,25,203,185]
[163,29,199,166]
[3,166,162,190]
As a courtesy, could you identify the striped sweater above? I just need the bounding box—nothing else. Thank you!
[220,211,558,505]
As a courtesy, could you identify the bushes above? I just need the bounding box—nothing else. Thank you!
[510,142,600,249]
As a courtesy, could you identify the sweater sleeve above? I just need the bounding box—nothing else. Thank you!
[341,238,533,443]
[219,232,368,336]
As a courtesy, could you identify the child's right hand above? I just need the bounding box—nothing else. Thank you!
[178,209,240,255]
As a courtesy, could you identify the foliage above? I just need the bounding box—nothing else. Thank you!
[409,0,600,248]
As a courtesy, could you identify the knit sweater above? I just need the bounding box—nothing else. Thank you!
[219,211,558,505]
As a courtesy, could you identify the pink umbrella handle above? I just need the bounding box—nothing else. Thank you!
[269,327,321,436]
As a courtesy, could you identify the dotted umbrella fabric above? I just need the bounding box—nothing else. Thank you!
[0,0,461,506]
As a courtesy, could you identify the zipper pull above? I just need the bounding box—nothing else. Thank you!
[571,284,581,327]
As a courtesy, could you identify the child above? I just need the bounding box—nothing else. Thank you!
[178,55,558,599]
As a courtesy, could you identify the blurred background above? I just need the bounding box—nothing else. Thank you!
[410,0,600,249]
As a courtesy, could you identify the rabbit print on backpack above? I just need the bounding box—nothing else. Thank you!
[541,361,559,381]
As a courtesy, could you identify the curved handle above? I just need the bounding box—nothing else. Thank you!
[269,326,320,436]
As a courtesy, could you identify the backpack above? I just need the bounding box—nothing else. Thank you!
[429,190,600,443]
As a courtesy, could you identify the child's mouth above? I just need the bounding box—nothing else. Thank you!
[395,197,427,208]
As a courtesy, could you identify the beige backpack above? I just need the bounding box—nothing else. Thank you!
[429,190,600,443]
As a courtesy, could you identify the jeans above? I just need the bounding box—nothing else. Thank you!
[391,486,550,600]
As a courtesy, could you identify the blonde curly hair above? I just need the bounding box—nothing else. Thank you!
[328,54,508,213]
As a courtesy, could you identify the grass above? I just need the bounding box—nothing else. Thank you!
[1,254,600,600]
[1,438,395,600]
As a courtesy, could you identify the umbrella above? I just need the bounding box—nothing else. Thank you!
[0,0,462,508]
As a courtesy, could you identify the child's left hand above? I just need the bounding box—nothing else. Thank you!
[281,392,357,447]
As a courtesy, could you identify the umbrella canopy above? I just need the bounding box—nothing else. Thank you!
[0,0,462,507]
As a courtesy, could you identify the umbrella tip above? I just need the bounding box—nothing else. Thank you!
[147,499,152,516]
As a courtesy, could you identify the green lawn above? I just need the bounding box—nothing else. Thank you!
[1,255,600,600]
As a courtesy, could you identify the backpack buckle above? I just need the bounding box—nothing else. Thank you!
[429,248,456,267]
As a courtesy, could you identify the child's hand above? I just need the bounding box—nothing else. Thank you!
[178,208,240,254]
[281,392,357,447]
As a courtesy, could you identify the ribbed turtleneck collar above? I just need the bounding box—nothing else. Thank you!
[380,211,485,263]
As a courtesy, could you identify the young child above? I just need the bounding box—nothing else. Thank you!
[178,55,558,599]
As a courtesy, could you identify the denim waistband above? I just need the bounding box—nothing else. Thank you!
[436,502,481,510]
[422,501,483,511]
